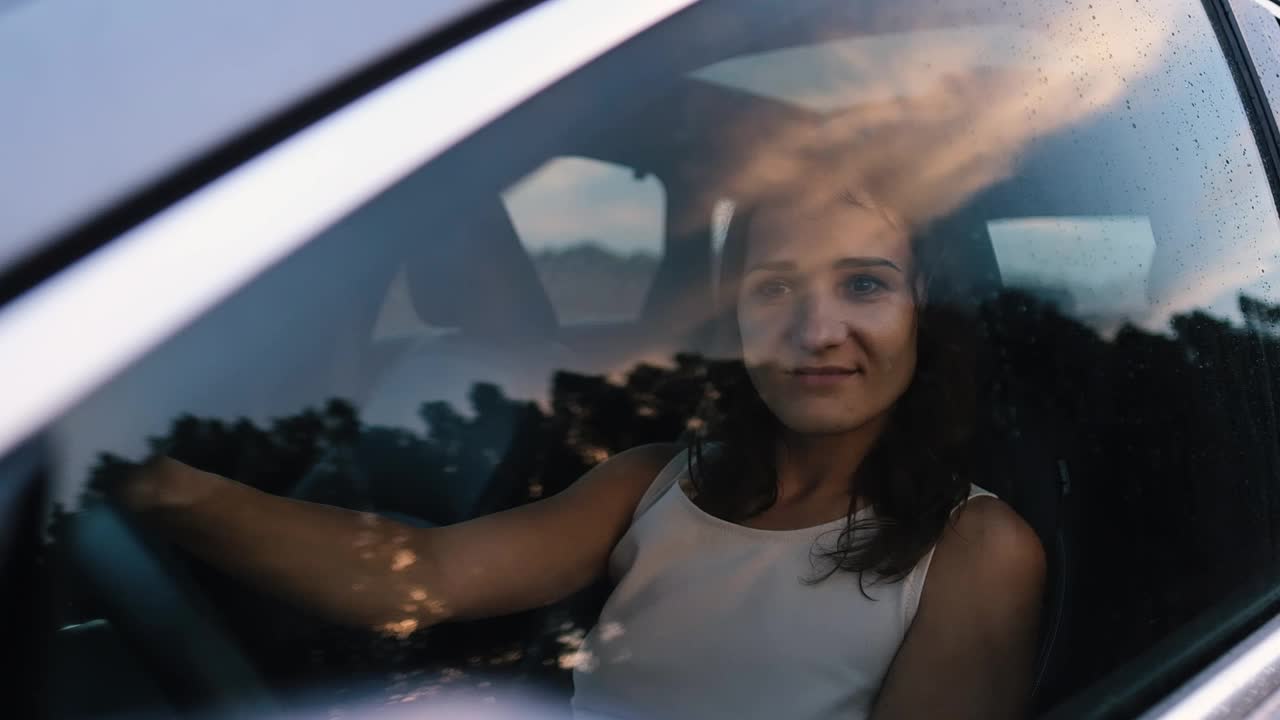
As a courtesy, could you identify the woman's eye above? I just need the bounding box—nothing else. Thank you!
[753,279,792,300]
[843,275,885,296]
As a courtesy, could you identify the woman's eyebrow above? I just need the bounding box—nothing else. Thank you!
[745,260,797,273]
[834,257,903,274]
[744,257,905,274]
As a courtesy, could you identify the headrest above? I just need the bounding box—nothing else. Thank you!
[405,197,559,341]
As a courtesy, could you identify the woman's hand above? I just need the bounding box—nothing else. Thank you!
[113,456,225,516]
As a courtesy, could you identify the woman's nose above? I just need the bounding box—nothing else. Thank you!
[793,293,849,352]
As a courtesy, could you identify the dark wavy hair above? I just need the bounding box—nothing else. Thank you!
[687,189,977,586]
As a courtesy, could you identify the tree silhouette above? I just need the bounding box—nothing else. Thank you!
[39,292,1280,711]
[979,291,1280,695]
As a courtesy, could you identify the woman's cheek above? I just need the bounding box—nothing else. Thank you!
[851,302,917,364]
[737,312,778,365]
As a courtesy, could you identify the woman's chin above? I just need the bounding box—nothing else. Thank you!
[776,408,878,437]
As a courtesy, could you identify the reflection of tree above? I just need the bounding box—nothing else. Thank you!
[531,242,660,324]
[44,354,712,706]
[980,291,1280,697]
[42,400,364,631]
[42,293,1280,709]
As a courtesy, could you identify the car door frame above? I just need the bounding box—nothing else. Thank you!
[8,0,1280,717]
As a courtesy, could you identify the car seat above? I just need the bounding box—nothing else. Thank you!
[292,196,576,527]
[933,217,1081,712]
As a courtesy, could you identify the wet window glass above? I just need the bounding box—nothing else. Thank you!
[1229,0,1280,130]
[30,0,1280,718]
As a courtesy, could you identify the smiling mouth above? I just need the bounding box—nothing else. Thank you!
[788,366,860,376]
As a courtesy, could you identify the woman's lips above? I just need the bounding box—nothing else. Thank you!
[787,366,861,387]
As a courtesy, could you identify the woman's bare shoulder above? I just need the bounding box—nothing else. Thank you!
[613,442,685,468]
[540,442,685,546]
[930,495,1046,603]
[577,442,684,497]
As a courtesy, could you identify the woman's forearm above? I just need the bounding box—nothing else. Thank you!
[123,458,451,635]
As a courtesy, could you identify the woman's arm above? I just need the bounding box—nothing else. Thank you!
[871,497,1047,720]
[117,443,679,634]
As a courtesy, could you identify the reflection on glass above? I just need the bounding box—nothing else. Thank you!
[988,216,1156,331]
[36,0,1280,718]
[504,156,665,325]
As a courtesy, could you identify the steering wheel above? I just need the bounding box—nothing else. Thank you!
[66,502,279,717]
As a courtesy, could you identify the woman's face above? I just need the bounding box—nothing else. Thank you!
[737,198,920,436]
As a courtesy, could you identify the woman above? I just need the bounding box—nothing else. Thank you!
[118,178,1045,719]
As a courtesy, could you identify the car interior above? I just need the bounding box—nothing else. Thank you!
[38,0,1280,717]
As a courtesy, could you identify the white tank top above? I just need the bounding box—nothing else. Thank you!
[570,449,995,720]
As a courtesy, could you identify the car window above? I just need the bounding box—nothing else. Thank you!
[373,156,666,340]
[22,0,1280,718]
[373,155,665,338]
[986,216,1158,329]
[504,156,666,326]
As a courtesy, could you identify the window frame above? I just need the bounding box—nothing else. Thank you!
[0,0,699,462]
[1228,0,1280,133]
[1126,1,1280,717]
[10,0,1280,716]
[0,437,47,719]
[0,0,547,307]
[1208,0,1280,222]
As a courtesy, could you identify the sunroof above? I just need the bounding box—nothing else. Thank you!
[690,25,1037,113]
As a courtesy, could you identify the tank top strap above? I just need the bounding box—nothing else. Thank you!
[964,483,998,504]
[632,447,690,520]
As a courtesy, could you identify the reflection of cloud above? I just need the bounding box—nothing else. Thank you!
[1141,126,1280,331]
[699,0,1169,228]
[693,25,1035,112]
[655,0,1173,341]
[1141,241,1280,332]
